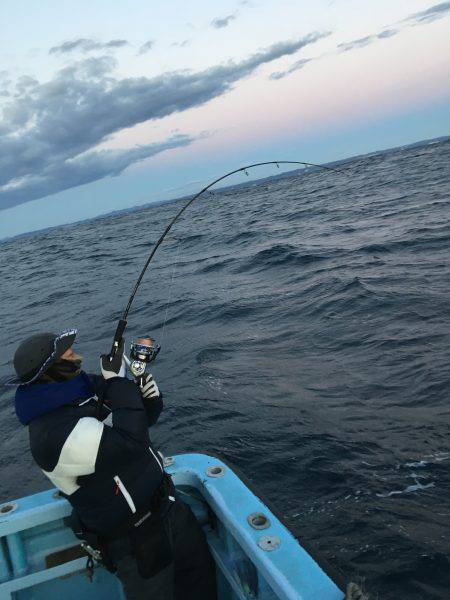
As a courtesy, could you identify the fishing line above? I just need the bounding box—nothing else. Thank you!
[110,160,345,356]
[160,237,182,345]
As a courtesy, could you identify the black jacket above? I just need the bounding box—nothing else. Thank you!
[27,374,165,535]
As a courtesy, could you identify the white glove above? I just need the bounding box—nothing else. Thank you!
[100,340,126,380]
[140,373,160,399]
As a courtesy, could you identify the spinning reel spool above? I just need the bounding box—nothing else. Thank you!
[128,337,161,381]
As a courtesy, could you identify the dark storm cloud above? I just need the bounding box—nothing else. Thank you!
[49,38,129,55]
[138,40,155,55]
[211,14,237,29]
[403,1,450,25]
[0,33,326,209]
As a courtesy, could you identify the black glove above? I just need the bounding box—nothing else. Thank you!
[100,339,125,380]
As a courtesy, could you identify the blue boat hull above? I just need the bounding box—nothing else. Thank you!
[0,453,346,599]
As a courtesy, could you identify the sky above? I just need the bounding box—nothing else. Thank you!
[0,0,449,239]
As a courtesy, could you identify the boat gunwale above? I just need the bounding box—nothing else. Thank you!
[1,452,345,600]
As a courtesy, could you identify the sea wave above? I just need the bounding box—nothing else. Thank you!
[1,139,449,599]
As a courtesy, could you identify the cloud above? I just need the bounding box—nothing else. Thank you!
[138,40,154,55]
[403,1,450,25]
[0,135,196,210]
[171,39,190,48]
[14,75,39,94]
[377,28,398,39]
[269,57,312,80]
[337,29,398,52]
[0,33,326,209]
[211,13,237,29]
[338,35,374,52]
[49,38,129,55]
[267,2,449,82]
[0,71,12,97]
[337,2,449,54]
[338,2,450,53]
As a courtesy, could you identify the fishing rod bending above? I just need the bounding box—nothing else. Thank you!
[110,159,341,354]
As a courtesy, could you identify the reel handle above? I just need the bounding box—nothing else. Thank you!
[123,355,146,385]
[136,374,146,387]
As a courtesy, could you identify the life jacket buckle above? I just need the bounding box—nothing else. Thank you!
[81,542,103,562]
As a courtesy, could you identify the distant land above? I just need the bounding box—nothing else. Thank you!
[2,134,449,244]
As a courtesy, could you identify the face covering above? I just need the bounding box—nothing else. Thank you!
[38,357,83,384]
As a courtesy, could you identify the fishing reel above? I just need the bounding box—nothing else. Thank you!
[128,337,161,379]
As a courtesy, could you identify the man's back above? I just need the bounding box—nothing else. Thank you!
[23,374,165,533]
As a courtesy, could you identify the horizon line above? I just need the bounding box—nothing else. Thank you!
[1,133,448,245]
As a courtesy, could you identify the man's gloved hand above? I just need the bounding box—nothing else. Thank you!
[139,373,160,399]
[100,339,126,380]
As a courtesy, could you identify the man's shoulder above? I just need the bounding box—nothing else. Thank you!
[29,410,103,469]
[28,403,77,427]
[83,372,106,394]
[29,404,103,437]
[28,409,78,470]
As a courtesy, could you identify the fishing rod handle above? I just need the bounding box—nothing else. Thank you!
[110,319,127,357]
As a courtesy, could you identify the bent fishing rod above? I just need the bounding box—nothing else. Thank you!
[109,160,344,361]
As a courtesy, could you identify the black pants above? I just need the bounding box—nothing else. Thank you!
[108,499,217,600]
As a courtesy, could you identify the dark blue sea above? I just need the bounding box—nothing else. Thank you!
[1,139,450,599]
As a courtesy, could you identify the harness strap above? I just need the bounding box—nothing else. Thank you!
[67,473,175,574]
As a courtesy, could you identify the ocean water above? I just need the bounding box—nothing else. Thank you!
[1,139,449,599]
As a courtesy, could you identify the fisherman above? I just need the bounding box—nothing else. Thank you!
[11,328,216,600]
